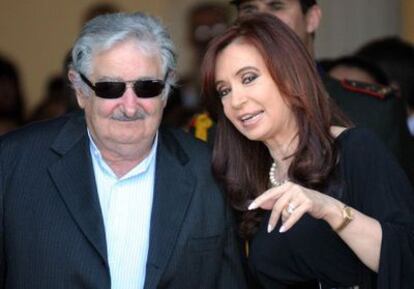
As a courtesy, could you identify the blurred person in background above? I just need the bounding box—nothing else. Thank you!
[28,74,79,122]
[28,3,123,123]
[321,56,391,86]
[0,55,25,134]
[163,2,231,142]
[319,56,398,110]
[356,37,414,136]
[356,37,414,182]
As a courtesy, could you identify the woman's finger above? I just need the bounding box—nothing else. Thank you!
[248,181,293,210]
[267,191,292,232]
[280,201,311,233]
[281,201,298,223]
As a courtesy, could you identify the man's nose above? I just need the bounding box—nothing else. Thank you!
[120,86,139,115]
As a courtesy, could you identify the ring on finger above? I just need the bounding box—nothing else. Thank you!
[287,202,296,214]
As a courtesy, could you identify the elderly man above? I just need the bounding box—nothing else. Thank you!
[229,0,411,169]
[0,13,246,289]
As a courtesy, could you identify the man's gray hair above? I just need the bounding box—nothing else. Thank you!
[71,12,176,99]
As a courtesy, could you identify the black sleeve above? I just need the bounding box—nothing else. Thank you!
[341,128,414,289]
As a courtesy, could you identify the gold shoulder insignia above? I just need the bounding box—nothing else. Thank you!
[340,79,398,100]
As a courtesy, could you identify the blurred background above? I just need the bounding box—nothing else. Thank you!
[0,0,413,118]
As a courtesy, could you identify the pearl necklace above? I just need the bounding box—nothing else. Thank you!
[269,161,287,187]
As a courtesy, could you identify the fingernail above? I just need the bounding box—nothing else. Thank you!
[279,225,286,233]
[267,224,273,233]
[248,201,258,210]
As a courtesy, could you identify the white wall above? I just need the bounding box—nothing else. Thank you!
[315,0,401,59]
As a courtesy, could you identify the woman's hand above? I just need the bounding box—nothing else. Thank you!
[248,181,342,233]
[248,181,382,271]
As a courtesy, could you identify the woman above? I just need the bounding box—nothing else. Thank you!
[201,14,414,289]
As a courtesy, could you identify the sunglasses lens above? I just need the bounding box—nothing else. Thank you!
[134,80,165,98]
[94,82,126,99]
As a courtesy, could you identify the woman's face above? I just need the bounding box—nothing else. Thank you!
[214,40,297,144]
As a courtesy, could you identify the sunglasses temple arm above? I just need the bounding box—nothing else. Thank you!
[79,73,96,90]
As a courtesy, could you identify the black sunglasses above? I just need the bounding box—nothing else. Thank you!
[79,73,166,99]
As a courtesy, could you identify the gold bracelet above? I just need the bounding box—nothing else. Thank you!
[335,205,354,232]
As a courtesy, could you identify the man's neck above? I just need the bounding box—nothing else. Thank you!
[89,132,157,178]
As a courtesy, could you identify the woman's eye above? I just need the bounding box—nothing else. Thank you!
[242,74,258,85]
[217,87,230,98]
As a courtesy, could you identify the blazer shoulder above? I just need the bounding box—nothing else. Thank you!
[161,126,211,152]
[3,114,71,142]
[159,127,212,166]
[0,113,82,161]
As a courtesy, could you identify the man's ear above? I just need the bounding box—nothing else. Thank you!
[305,5,321,34]
[67,69,86,109]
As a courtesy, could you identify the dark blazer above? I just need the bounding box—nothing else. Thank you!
[0,112,246,289]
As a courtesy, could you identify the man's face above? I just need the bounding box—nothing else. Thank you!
[76,39,167,154]
[237,0,318,47]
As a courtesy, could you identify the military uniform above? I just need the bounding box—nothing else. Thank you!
[324,75,414,183]
[322,76,404,156]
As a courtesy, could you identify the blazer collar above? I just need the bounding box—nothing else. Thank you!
[48,112,108,263]
[144,128,196,289]
[48,115,197,286]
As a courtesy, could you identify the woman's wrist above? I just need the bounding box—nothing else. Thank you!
[323,200,348,230]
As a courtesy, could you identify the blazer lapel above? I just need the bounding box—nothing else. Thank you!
[48,113,108,263]
[144,130,196,289]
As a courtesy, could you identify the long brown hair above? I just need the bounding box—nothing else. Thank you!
[201,13,350,239]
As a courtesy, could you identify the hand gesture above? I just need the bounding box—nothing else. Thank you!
[248,181,339,233]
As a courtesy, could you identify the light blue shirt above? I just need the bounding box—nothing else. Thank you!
[88,131,158,289]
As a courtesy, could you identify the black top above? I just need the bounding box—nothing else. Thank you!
[247,127,414,289]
